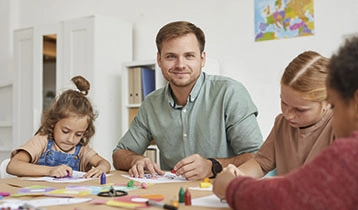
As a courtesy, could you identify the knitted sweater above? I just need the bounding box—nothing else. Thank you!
[226,132,358,210]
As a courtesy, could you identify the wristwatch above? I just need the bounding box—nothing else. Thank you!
[208,158,223,178]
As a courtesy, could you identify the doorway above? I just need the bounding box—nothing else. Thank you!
[42,34,56,111]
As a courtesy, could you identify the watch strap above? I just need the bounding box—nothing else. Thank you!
[207,158,222,178]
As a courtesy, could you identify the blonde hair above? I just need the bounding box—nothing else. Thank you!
[36,76,97,146]
[281,51,329,102]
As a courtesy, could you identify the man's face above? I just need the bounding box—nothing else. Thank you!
[157,33,206,90]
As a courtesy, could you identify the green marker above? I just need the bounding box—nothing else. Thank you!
[127,180,134,187]
[178,187,185,203]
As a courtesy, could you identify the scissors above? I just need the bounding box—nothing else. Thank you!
[97,186,128,197]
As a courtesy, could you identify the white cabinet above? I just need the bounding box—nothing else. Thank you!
[12,15,132,164]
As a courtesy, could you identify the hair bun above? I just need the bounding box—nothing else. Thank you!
[71,76,90,95]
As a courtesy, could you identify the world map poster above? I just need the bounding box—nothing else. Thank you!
[254,0,314,42]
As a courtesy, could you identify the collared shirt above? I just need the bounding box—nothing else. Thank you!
[114,72,263,170]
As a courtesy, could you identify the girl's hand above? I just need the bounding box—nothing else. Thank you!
[86,155,111,178]
[49,164,72,178]
[83,167,105,178]
[213,164,241,200]
[226,164,244,176]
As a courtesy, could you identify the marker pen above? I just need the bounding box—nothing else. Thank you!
[146,200,178,210]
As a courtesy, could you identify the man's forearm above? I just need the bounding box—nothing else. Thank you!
[112,149,144,170]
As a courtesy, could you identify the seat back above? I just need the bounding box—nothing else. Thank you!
[0,158,15,179]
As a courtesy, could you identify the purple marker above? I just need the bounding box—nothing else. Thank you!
[65,170,71,178]
[100,172,106,184]
[61,170,71,178]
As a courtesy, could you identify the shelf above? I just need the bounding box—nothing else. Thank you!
[127,104,141,108]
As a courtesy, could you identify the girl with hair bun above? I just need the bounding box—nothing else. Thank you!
[7,76,110,178]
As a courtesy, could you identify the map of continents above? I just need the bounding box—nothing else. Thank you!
[255,0,314,42]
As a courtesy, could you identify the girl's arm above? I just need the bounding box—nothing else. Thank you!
[6,150,72,177]
[237,158,265,178]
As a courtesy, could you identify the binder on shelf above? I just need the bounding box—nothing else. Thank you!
[132,67,143,104]
[128,68,135,104]
[141,67,156,100]
[128,66,156,105]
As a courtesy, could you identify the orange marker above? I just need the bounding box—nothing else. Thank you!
[171,200,179,207]
[203,177,210,183]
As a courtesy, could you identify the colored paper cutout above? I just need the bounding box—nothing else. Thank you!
[106,194,164,208]
[12,185,57,197]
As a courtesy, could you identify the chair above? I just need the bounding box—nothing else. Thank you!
[0,158,15,179]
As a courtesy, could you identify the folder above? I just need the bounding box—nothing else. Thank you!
[141,67,156,100]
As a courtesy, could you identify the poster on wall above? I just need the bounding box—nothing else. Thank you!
[254,0,314,42]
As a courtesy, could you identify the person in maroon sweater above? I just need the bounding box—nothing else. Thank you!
[213,36,358,210]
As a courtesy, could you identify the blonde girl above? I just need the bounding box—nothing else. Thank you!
[237,51,334,178]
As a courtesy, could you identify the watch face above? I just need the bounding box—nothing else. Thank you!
[213,162,223,173]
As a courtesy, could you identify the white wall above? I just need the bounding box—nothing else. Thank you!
[1,0,358,161]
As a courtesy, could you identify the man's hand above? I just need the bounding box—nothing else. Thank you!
[173,154,213,181]
[129,156,164,178]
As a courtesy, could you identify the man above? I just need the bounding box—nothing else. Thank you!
[113,21,262,181]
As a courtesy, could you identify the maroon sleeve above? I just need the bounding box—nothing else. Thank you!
[225,138,358,210]
[226,176,293,210]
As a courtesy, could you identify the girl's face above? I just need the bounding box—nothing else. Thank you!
[53,115,88,153]
[327,86,358,138]
[280,85,329,128]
